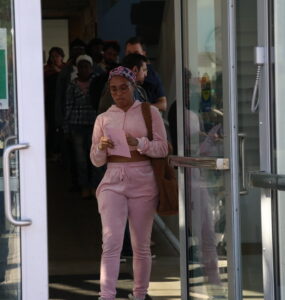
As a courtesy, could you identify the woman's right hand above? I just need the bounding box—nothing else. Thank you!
[98,136,114,151]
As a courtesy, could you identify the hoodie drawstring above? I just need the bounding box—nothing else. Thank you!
[119,166,128,181]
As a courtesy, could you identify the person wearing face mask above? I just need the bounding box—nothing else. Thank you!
[90,66,168,300]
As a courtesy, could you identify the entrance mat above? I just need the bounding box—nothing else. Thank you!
[49,274,152,299]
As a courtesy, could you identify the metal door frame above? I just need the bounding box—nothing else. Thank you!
[223,1,242,299]
[258,0,276,298]
[174,2,188,298]
[14,0,48,298]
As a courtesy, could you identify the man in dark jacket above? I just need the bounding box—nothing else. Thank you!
[125,36,167,112]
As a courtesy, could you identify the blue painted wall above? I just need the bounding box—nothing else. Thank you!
[96,0,140,59]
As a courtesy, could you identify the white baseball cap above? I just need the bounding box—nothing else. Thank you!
[76,54,93,66]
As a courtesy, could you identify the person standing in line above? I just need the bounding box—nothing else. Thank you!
[125,36,167,112]
[64,54,98,199]
[98,40,121,73]
[89,41,120,113]
[90,66,168,300]
[44,46,66,76]
[54,39,87,191]
[86,37,105,77]
[44,46,66,160]
[54,38,87,130]
[87,38,104,64]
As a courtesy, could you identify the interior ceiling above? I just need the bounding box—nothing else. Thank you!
[42,0,91,18]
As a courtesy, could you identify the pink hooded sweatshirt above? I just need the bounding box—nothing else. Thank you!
[90,100,168,166]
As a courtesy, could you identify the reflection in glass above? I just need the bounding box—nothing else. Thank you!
[0,0,22,299]
[182,0,227,299]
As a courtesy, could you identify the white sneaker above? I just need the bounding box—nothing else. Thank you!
[128,293,145,300]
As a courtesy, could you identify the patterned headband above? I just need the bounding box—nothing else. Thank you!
[108,66,136,84]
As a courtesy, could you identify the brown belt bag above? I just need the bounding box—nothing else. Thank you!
[141,102,178,216]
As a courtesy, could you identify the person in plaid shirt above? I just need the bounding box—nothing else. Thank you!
[64,54,101,199]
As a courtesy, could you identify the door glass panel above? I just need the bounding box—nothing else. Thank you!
[0,0,22,299]
[236,0,264,299]
[274,0,285,298]
[182,0,228,298]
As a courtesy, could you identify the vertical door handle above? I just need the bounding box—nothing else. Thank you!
[3,142,32,226]
[238,133,248,195]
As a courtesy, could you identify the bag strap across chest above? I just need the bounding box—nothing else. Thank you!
[141,102,153,141]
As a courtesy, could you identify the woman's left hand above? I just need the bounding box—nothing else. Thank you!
[126,134,138,146]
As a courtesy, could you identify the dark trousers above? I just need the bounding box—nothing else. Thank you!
[69,124,104,189]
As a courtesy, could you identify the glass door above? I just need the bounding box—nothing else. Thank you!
[0,0,48,299]
[238,0,277,299]
[236,0,265,299]
[173,0,279,299]
[173,0,241,299]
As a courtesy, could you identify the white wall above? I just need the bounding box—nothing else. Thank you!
[42,19,69,64]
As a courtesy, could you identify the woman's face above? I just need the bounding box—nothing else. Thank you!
[109,76,134,111]
[50,51,63,66]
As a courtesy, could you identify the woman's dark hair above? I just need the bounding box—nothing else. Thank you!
[47,47,65,64]
[122,53,147,70]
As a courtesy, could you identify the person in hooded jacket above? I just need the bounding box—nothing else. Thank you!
[90,66,168,300]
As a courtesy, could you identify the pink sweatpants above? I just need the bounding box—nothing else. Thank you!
[96,161,158,300]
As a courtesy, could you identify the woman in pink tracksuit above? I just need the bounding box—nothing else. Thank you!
[90,66,168,300]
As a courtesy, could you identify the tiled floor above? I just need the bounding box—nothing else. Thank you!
[49,254,181,300]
